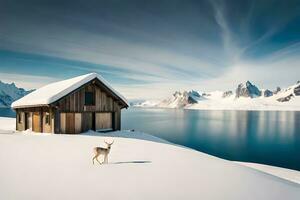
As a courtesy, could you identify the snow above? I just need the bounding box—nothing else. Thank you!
[187,95,300,111]
[11,73,129,108]
[0,117,299,199]
[0,117,15,133]
[133,100,161,108]
[235,162,300,184]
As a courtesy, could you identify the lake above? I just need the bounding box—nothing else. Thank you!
[1,107,300,171]
[121,108,300,171]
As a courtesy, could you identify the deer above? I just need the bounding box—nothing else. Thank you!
[92,140,114,165]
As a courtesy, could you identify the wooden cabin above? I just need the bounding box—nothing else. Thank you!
[11,73,129,134]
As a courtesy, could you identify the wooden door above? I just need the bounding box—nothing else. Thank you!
[32,112,41,132]
[66,113,75,134]
[95,112,112,130]
[82,112,93,132]
[60,113,66,134]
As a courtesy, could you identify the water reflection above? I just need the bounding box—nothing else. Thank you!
[122,108,300,170]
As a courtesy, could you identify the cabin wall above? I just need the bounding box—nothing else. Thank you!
[60,113,66,134]
[60,112,93,134]
[74,113,82,133]
[16,110,25,131]
[95,112,112,130]
[81,112,93,132]
[16,110,33,131]
[15,107,54,133]
[114,102,121,130]
[32,112,41,132]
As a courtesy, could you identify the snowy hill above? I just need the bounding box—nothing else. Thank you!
[132,81,300,110]
[0,81,33,107]
[0,117,299,199]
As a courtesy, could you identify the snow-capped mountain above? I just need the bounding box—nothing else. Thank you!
[0,81,33,107]
[132,81,300,110]
[263,89,273,97]
[236,81,261,98]
[158,90,205,108]
[276,82,300,102]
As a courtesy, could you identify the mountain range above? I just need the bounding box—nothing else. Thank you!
[0,81,33,107]
[133,81,300,110]
[1,79,300,110]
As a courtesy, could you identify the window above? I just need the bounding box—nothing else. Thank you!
[85,92,95,105]
[18,113,22,123]
[45,113,50,125]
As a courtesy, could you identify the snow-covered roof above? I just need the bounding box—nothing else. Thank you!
[11,73,129,108]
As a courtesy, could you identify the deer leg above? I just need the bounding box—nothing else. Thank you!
[105,155,109,164]
[92,155,98,165]
[96,156,102,165]
[103,155,106,164]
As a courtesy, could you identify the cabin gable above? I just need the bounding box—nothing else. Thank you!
[51,79,122,133]
[52,78,125,112]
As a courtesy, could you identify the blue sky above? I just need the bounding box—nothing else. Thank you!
[0,0,299,100]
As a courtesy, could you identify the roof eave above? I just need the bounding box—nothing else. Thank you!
[12,104,50,109]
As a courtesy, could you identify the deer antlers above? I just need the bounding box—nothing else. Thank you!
[104,140,114,145]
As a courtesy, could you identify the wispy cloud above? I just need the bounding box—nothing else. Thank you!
[210,0,242,64]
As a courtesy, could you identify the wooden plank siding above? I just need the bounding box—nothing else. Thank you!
[114,103,121,130]
[74,113,82,133]
[95,113,112,130]
[16,106,55,133]
[16,111,25,131]
[60,113,66,134]
[32,112,41,132]
[81,112,93,132]
[66,113,75,134]
[53,81,123,133]
[55,82,122,113]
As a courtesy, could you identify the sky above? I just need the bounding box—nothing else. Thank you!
[0,0,300,100]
